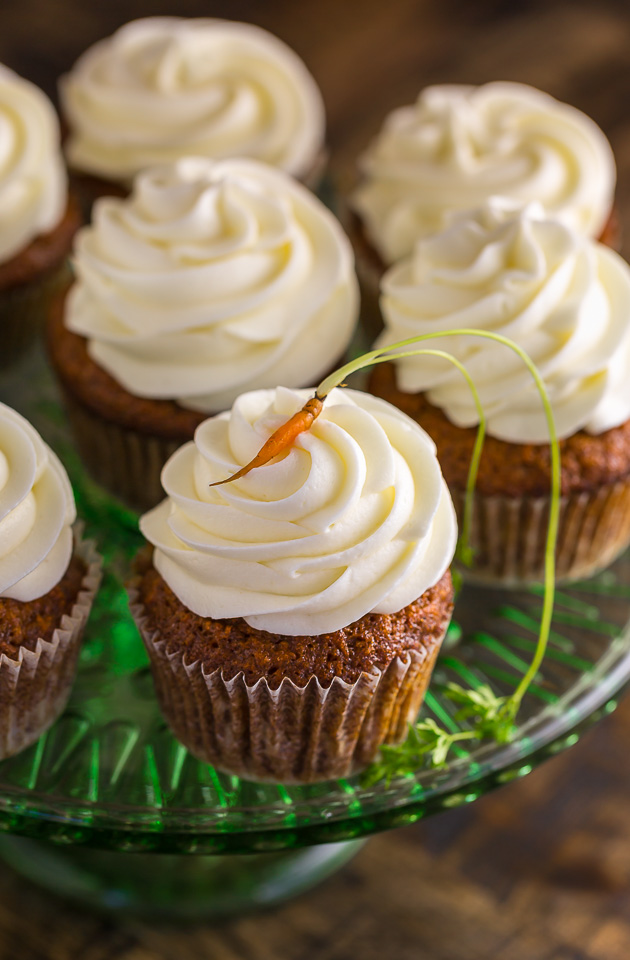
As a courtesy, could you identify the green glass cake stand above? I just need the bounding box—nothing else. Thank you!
[1,347,630,918]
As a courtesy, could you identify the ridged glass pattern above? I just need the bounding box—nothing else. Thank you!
[1,348,629,854]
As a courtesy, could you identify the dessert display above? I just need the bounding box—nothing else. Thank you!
[60,17,327,210]
[0,403,101,760]
[0,15,627,880]
[370,198,630,583]
[47,157,359,511]
[0,65,81,369]
[131,386,457,782]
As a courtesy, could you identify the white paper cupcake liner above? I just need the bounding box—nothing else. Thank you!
[0,530,102,760]
[129,584,447,784]
[454,476,630,586]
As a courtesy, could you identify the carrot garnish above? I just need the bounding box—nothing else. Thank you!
[209,392,326,487]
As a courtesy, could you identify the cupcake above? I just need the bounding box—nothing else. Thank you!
[60,17,326,211]
[350,82,617,331]
[370,198,630,584]
[0,65,81,369]
[130,386,457,783]
[47,157,359,512]
[0,403,101,760]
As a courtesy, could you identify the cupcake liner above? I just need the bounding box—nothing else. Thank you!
[60,387,184,512]
[455,476,630,586]
[129,584,446,783]
[0,530,102,760]
[0,261,72,371]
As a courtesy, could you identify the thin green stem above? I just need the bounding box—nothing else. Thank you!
[371,348,485,558]
[318,328,560,723]
[443,731,479,744]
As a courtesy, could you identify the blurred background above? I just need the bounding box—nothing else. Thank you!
[2,1,630,957]
[3,0,630,198]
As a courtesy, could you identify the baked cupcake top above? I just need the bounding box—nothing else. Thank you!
[377,198,630,443]
[140,386,457,635]
[60,17,326,184]
[0,65,67,262]
[0,403,76,602]
[353,82,615,265]
[65,157,358,412]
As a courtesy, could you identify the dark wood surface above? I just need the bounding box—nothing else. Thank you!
[3,0,630,957]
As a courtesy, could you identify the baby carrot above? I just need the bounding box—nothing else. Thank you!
[209,393,326,487]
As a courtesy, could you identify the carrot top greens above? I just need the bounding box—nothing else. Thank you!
[212,330,561,778]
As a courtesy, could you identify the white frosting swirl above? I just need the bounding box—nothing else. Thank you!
[0,404,76,602]
[353,82,615,265]
[0,64,67,262]
[66,158,358,412]
[140,387,457,635]
[60,17,325,183]
[378,199,630,443]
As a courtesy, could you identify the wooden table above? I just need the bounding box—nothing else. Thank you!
[2,1,630,957]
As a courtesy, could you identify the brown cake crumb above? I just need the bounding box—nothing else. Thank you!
[0,196,82,291]
[0,555,87,661]
[369,362,630,498]
[599,206,622,251]
[137,561,454,687]
[68,170,128,215]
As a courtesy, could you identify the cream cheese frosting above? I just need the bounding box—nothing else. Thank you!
[140,386,457,635]
[0,403,76,602]
[353,82,616,265]
[0,64,67,263]
[65,157,358,412]
[377,198,630,443]
[60,17,326,183]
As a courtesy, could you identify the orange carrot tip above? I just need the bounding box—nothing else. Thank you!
[209,392,325,488]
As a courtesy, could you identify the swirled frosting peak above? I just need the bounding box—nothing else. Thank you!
[0,64,67,262]
[140,387,457,635]
[353,82,615,264]
[0,404,76,602]
[66,158,358,411]
[60,17,326,182]
[378,198,630,443]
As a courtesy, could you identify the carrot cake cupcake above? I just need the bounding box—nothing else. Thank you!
[47,157,359,511]
[60,17,327,209]
[0,403,101,759]
[370,198,630,583]
[131,386,457,782]
[0,64,80,368]
[350,81,617,334]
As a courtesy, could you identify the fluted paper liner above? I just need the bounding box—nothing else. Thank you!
[0,531,102,760]
[0,262,71,370]
[60,387,184,513]
[129,585,446,783]
[455,476,630,586]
